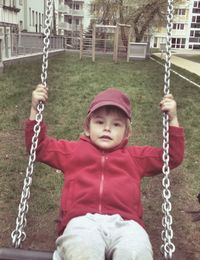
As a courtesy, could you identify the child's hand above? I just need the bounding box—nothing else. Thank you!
[160,94,179,126]
[31,84,48,111]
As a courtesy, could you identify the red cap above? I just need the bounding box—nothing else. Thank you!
[88,88,131,119]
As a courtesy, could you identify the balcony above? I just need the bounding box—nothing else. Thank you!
[172,29,187,37]
[3,5,20,12]
[59,4,84,16]
[64,0,84,3]
[59,4,70,13]
[58,22,81,31]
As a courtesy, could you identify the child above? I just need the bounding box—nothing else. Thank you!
[25,85,184,260]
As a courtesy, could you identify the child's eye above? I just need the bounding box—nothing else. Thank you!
[96,120,104,124]
[114,122,122,127]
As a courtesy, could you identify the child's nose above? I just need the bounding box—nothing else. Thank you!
[104,124,111,131]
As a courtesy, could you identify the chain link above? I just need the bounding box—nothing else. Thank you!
[160,0,175,259]
[11,0,53,248]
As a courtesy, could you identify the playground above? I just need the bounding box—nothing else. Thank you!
[0,51,200,259]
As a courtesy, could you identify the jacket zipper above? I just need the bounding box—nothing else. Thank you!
[99,153,106,213]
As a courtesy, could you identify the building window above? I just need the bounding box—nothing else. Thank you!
[193,44,200,49]
[195,30,200,37]
[64,16,72,23]
[65,16,72,24]
[173,23,184,30]
[35,11,38,32]
[32,11,34,26]
[75,4,80,10]
[174,9,186,15]
[8,0,14,6]
[189,37,200,42]
[193,8,200,13]
[39,13,41,26]
[39,13,41,32]
[153,37,158,48]
[19,20,23,30]
[193,1,200,8]
[29,8,31,26]
[36,11,38,25]
[191,23,200,28]
[190,30,200,38]
[172,38,186,48]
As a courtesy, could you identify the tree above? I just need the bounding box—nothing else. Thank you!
[129,1,167,42]
[91,0,180,43]
[52,0,57,35]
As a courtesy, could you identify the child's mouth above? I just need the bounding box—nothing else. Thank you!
[100,135,112,140]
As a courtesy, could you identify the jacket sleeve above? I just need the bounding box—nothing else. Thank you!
[24,119,76,172]
[128,126,185,177]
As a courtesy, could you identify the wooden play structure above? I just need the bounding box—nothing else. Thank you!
[80,22,151,62]
[80,22,140,62]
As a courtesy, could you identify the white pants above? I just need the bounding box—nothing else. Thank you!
[53,213,153,260]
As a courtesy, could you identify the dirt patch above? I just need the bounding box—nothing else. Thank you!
[143,169,200,260]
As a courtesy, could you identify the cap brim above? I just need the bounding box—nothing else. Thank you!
[88,101,131,119]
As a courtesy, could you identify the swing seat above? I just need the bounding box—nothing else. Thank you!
[0,247,53,260]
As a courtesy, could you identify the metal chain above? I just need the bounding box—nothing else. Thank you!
[11,0,53,248]
[160,0,175,259]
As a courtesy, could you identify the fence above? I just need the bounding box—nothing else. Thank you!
[1,32,65,60]
[11,33,64,57]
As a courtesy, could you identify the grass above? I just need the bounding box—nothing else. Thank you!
[0,52,200,258]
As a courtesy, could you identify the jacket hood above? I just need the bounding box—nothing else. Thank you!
[80,135,129,152]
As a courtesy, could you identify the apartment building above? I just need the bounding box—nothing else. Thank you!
[0,0,45,33]
[0,0,20,32]
[0,0,21,59]
[58,0,84,36]
[57,0,91,45]
[18,0,45,33]
[0,0,46,60]
[152,0,200,50]
[188,0,200,49]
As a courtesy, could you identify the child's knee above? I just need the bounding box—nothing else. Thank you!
[60,244,98,260]
[55,238,105,260]
[56,247,102,260]
[112,246,153,260]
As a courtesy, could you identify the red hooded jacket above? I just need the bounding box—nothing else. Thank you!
[25,120,184,235]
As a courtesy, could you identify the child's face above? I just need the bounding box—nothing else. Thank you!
[85,107,128,150]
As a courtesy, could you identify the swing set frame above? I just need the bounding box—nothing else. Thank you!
[80,22,132,63]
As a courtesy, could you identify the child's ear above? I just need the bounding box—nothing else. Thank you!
[84,128,90,137]
[125,120,132,139]
[126,128,132,139]
[83,118,90,137]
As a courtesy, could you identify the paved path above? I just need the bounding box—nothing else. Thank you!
[171,55,200,76]
[154,51,200,77]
